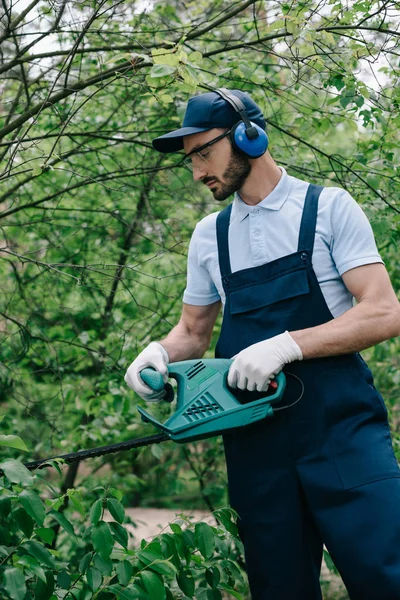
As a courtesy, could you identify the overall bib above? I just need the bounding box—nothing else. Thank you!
[215,184,400,600]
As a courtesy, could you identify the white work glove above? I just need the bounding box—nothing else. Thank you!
[124,342,169,402]
[227,331,303,392]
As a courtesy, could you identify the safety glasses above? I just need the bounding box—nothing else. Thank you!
[182,129,231,171]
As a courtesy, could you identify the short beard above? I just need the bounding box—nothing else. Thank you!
[213,147,251,201]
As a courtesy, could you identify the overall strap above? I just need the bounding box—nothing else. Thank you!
[216,203,233,277]
[297,184,324,253]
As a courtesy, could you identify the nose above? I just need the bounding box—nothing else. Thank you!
[192,164,207,181]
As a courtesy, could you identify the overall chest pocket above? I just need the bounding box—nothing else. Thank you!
[230,268,310,315]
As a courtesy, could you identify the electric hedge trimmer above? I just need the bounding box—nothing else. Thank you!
[11,359,292,473]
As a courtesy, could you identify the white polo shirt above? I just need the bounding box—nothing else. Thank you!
[183,166,383,318]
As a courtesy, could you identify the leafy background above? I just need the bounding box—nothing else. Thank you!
[0,0,399,598]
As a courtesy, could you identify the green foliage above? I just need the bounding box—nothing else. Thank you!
[0,458,247,599]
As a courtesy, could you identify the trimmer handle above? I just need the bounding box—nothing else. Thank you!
[140,365,278,399]
[140,368,174,402]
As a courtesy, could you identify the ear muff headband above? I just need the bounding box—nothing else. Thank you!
[215,88,269,158]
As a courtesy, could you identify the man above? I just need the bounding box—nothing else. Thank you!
[125,89,400,599]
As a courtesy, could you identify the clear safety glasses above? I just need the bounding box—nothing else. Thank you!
[182,129,231,171]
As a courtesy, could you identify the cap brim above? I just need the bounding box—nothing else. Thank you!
[152,126,211,153]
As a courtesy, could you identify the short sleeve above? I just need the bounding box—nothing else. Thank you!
[330,190,383,276]
[182,226,221,305]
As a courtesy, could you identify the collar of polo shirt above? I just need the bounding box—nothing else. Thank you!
[232,166,292,222]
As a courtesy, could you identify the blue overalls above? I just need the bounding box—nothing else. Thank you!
[215,183,400,599]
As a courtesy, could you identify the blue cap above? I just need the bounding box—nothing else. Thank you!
[152,89,266,153]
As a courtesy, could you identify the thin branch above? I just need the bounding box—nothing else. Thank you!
[0,0,41,45]
[267,119,400,214]
[0,43,146,75]
[0,163,178,219]
[0,61,147,140]
[185,0,258,40]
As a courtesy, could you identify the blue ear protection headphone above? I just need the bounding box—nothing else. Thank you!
[215,88,269,159]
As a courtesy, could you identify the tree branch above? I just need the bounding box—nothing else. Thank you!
[0,163,178,219]
[0,61,149,140]
[0,0,41,45]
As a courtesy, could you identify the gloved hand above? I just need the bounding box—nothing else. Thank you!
[124,342,169,401]
[228,331,303,392]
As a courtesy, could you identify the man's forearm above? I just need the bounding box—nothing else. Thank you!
[158,323,209,363]
[291,300,400,359]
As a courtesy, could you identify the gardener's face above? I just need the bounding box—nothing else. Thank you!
[183,128,251,201]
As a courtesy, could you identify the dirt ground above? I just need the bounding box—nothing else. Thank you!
[104,507,349,600]
[122,507,216,541]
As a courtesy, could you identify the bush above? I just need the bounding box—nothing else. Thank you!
[0,455,248,600]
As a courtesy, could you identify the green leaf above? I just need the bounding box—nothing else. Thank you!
[0,496,11,517]
[34,570,54,600]
[170,523,182,535]
[160,534,180,568]
[138,550,177,577]
[0,459,33,486]
[13,506,34,538]
[182,529,195,548]
[116,560,133,586]
[35,527,55,545]
[87,566,102,590]
[107,498,125,523]
[91,521,114,559]
[340,91,354,108]
[214,508,238,536]
[109,488,123,502]
[79,552,93,574]
[152,52,180,67]
[205,566,220,588]
[90,498,103,525]
[93,552,113,576]
[285,18,297,35]
[104,52,133,65]
[19,489,46,526]
[218,584,242,600]
[140,570,166,600]
[195,522,215,559]
[45,497,63,511]
[23,540,56,569]
[176,568,195,597]
[49,510,76,536]
[17,555,47,583]
[107,584,148,600]
[0,435,28,451]
[158,94,174,105]
[209,590,222,600]
[4,568,27,600]
[355,95,364,108]
[150,64,176,78]
[67,489,86,515]
[188,51,202,64]
[109,520,128,549]
[67,489,85,514]
[57,570,71,589]
[145,75,169,89]
[138,549,164,565]
[268,19,285,31]
[149,442,164,460]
